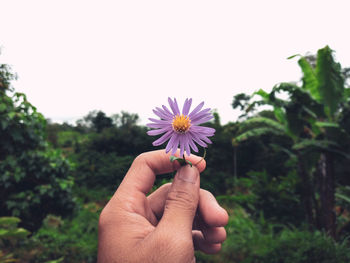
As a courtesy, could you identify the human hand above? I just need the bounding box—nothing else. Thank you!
[97,150,228,263]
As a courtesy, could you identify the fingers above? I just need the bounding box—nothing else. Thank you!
[193,231,222,254]
[148,185,228,227]
[147,183,171,220]
[157,165,200,234]
[118,150,206,196]
[200,226,227,244]
[198,189,229,227]
[148,183,228,254]
[193,209,226,254]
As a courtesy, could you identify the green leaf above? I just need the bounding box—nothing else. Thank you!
[336,193,350,204]
[169,156,192,167]
[273,107,286,124]
[287,54,301,60]
[235,127,284,142]
[315,121,339,128]
[316,46,345,118]
[45,257,65,263]
[239,117,285,133]
[0,229,9,237]
[344,88,350,99]
[5,228,30,239]
[8,111,16,120]
[0,217,20,227]
[254,89,270,101]
[0,119,8,129]
[298,57,320,101]
[302,106,317,119]
[292,139,350,159]
[293,139,338,151]
[0,103,6,112]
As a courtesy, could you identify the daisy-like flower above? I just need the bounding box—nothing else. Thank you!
[147,98,215,157]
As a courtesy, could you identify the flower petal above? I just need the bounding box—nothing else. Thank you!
[184,134,191,156]
[171,134,180,155]
[146,122,169,129]
[189,131,208,148]
[191,126,216,136]
[199,135,212,144]
[179,135,185,157]
[147,127,170,136]
[148,118,172,124]
[182,98,192,116]
[188,135,199,152]
[166,133,178,153]
[153,108,172,120]
[152,130,173,146]
[168,97,180,115]
[162,105,174,117]
[192,115,214,125]
[189,101,204,118]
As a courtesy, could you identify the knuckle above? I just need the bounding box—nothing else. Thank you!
[165,189,197,212]
[133,152,147,165]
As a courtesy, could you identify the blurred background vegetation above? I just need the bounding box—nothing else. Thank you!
[1,46,350,262]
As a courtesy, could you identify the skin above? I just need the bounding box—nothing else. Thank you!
[98,150,229,263]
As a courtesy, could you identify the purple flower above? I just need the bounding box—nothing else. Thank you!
[147,98,215,157]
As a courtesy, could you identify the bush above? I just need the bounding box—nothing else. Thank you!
[0,217,30,262]
[0,61,76,232]
[30,204,100,263]
[74,150,134,191]
[199,207,350,263]
[0,149,76,231]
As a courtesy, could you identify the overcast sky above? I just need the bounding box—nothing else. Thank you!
[1,0,350,125]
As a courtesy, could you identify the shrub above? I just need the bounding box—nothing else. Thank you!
[213,207,350,263]
[30,204,100,263]
[0,60,76,232]
[0,149,76,231]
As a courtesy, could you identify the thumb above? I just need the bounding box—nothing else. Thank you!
[159,165,200,233]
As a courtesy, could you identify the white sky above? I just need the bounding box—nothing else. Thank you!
[1,0,350,125]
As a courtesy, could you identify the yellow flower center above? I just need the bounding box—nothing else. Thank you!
[172,114,191,133]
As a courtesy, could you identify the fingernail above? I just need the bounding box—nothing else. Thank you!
[178,165,198,184]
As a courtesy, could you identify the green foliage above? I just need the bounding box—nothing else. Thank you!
[74,150,134,191]
[0,149,76,231]
[316,46,345,118]
[235,117,285,142]
[0,217,30,263]
[0,217,29,243]
[0,59,76,232]
[198,208,350,263]
[71,122,155,190]
[30,205,99,263]
[91,111,113,132]
[2,46,350,262]
[0,91,46,159]
[219,169,303,226]
[0,217,30,245]
[232,46,350,237]
[200,120,237,195]
[297,56,319,100]
[259,231,350,263]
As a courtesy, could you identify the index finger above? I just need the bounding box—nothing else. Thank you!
[119,150,206,196]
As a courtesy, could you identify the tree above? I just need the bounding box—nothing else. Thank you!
[92,111,113,132]
[112,111,139,128]
[233,46,350,238]
[76,110,113,133]
[0,56,75,231]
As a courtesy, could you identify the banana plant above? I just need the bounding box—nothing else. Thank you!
[233,46,350,238]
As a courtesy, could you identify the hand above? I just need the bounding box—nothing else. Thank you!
[97,150,228,263]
